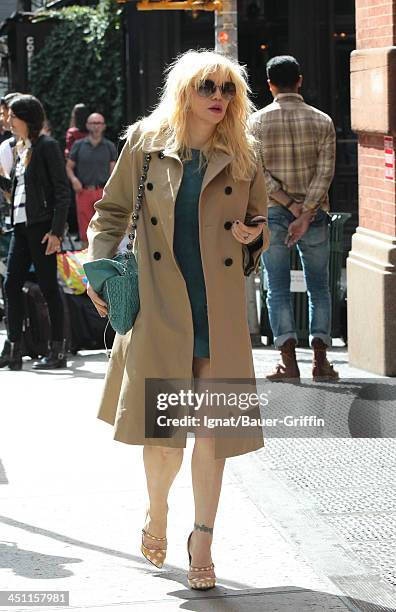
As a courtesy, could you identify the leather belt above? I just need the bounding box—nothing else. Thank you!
[83,184,105,190]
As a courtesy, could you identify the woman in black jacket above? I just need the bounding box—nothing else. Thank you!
[0,94,70,370]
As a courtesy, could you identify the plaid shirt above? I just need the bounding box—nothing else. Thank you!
[250,94,336,212]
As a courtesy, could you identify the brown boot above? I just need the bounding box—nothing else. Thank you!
[266,339,301,382]
[312,338,339,382]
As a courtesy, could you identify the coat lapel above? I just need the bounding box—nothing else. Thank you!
[157,154,183,256]
[141,135,183,255]
[201,150,233,194]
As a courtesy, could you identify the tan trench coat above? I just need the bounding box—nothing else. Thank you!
[87,123,270,459]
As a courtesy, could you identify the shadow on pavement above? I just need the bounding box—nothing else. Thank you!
[259,378,396,439]
[161,578,396,612]
[0,459,8,484]
[1,515,395,610]
[0,540,81,579]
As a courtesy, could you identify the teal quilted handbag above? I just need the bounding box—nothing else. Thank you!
[83,152,151,335]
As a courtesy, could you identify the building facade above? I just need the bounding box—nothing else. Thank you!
[347,0,396,375]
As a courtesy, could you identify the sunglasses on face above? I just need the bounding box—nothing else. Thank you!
[196,79,236,101]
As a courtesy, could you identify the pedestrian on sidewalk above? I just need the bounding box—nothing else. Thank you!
[86,49,269,590]
[0,94,70,371]
[250,55,339,382]
[64,103,89,159]
[66,112,116,248]
[0,93,21,179]
[0,93,21,345]
[64,103,90,237]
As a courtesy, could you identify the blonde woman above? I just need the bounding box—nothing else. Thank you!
[87,49,269,590]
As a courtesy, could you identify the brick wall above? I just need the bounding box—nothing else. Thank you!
[356,0,396,48]
[358,135,396,234]
[355,0,396,236]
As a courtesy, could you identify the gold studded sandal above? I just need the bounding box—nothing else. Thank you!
[187,531,216,590]
[141,528,167,569]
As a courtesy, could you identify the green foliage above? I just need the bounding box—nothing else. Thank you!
[30,0,124,146]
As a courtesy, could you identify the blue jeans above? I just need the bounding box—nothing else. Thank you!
[261,206,332,348]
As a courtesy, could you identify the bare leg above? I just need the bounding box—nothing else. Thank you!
[143,445,184,537]
[189,357,226,567]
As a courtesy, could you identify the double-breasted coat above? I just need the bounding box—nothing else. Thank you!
[87,122,270,459]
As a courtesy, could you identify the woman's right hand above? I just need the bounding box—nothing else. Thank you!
[87,283,108,318]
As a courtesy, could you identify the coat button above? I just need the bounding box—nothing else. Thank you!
[158,151,165,159]
[151,217,158,225]
[147,182,153,191]
[224,221,232,230]
[153,251,161,260]
[225,186,232,195]
[224,257,233,266]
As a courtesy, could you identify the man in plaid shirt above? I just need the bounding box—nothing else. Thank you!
[251,55,338,382]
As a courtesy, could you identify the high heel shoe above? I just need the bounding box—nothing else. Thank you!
[141,512,167,569]
[187,531,216,590]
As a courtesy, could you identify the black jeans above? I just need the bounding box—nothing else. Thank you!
[4,222,64,342]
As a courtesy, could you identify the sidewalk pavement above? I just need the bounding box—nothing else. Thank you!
[0,328,395,611]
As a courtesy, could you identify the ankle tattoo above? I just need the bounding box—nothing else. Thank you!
[194,522,213,534]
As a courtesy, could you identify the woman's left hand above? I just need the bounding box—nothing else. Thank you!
[41,233,61,255]
[231,219,265,244]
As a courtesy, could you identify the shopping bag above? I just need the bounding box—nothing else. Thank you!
[57,248,89,295]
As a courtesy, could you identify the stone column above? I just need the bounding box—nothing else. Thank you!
[348,0,396,375]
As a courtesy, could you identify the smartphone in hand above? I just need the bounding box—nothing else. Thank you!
[245,215,267,227]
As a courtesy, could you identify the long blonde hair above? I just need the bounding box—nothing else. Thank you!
[130,49,257,181]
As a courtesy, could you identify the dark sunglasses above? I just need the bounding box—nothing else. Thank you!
[196,79,236,101]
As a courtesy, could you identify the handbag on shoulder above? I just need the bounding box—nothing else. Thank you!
[83,152,151,335]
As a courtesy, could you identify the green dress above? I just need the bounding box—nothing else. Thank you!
[173,149,209,358]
